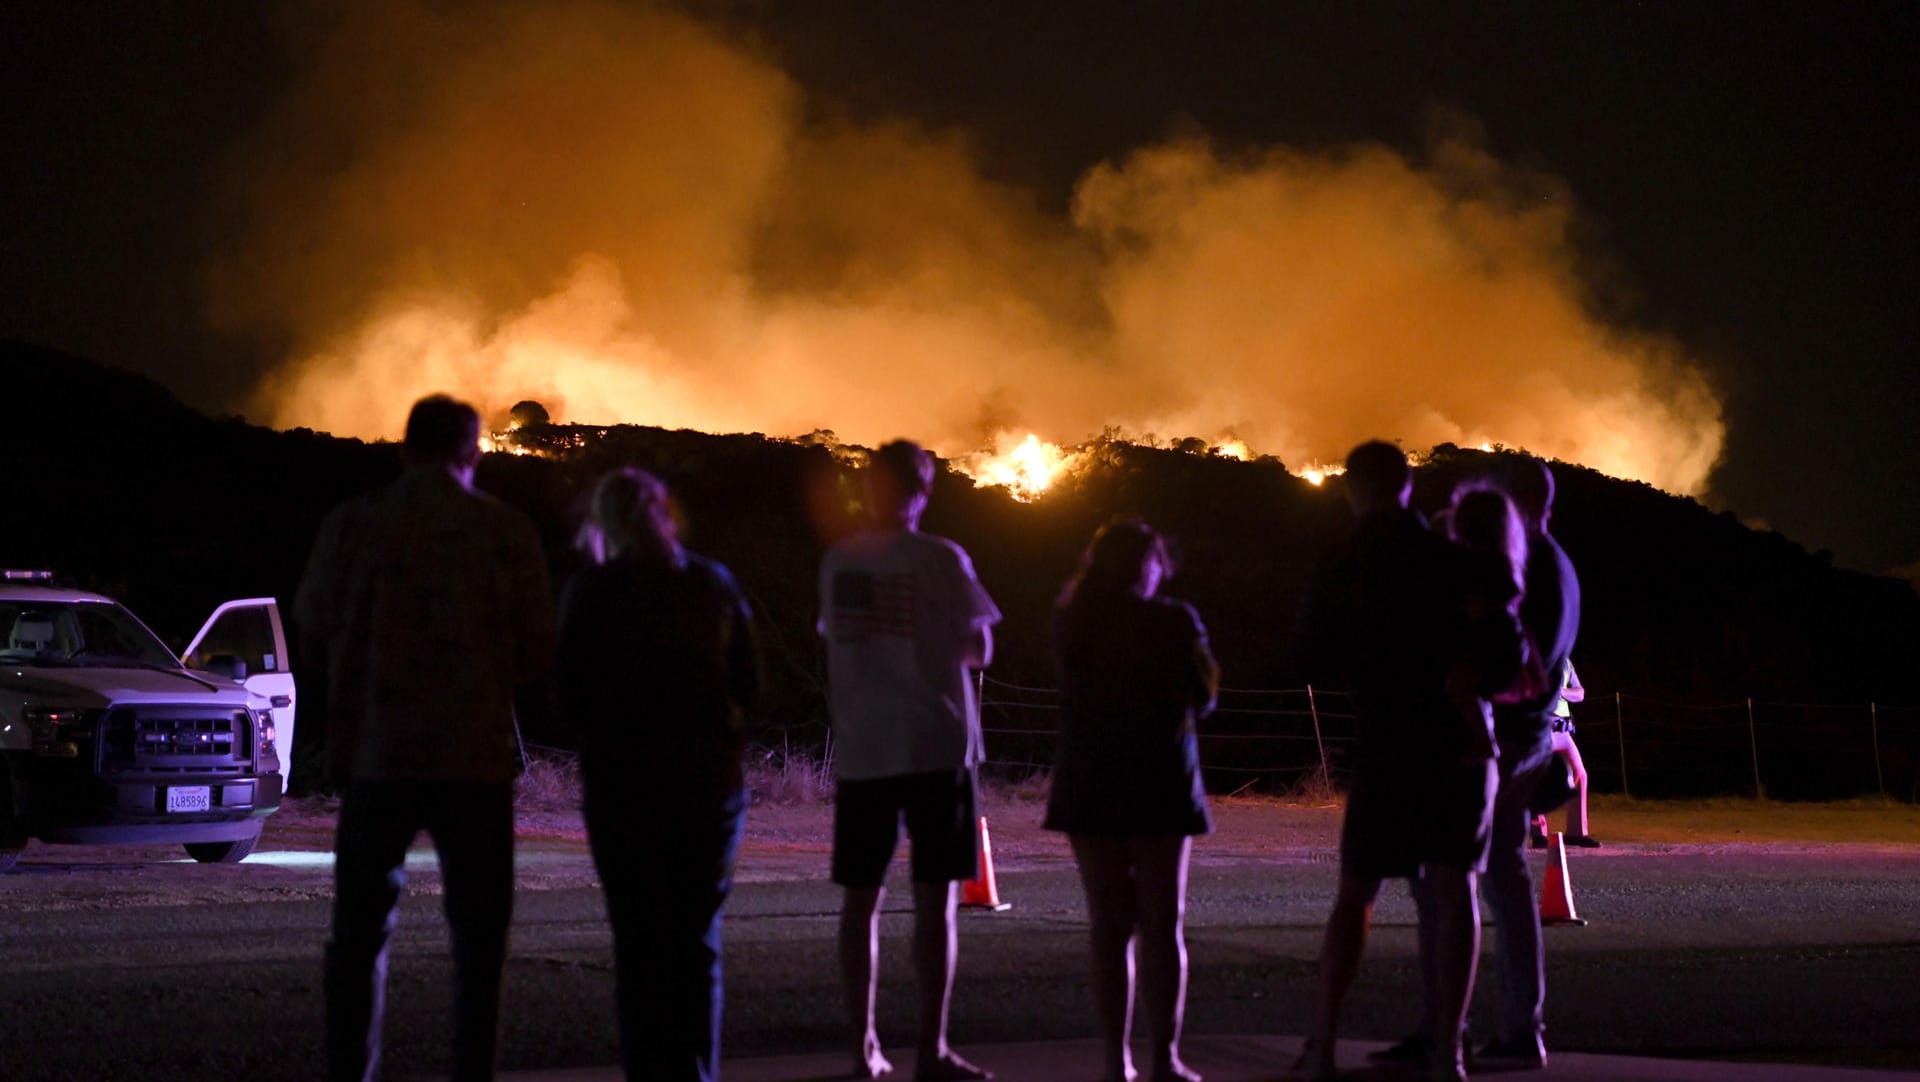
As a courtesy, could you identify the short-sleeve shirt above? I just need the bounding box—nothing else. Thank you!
[817,529,1001,781]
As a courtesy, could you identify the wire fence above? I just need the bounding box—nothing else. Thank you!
[977,676,1920,803]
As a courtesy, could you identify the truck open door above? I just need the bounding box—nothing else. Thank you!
[183,599,296,785]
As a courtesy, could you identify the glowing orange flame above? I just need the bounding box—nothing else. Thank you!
[1297,463,1346,486]
[478,433,537,457]
[957,432,1087,502]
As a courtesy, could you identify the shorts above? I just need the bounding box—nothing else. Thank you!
[1340,756,1498,879]
[832,767,980,889]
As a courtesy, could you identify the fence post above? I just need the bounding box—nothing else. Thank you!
[1306,684,1332,793]
[1746,697,1765,800]
[1615,691,1631,799]
[1871,702,1887,800]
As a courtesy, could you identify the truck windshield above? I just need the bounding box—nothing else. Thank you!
[0,600,181,668]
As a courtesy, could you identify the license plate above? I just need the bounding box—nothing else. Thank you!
[165,787,212,813]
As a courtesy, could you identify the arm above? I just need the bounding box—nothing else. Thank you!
[950,544,1001,671]
[725,575,765,728]
[291,506,349,666]
[964,622,993,671]
[1184,603,1220,718]
[1562,659,1586,703]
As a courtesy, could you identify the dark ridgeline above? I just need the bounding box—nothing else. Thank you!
[7,342,1919,799]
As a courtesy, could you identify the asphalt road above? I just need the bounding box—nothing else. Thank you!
[2,826,1917,1082]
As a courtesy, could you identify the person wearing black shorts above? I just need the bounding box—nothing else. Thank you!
[1296,443,1521,1082]
[818,441,1002,1081]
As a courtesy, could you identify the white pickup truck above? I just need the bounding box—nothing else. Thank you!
[0,570,296,872]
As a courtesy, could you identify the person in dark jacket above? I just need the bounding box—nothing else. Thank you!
[296,394,555,1082]
[1045,518,1218,1082]
[557,467,761,1082]
[1475,457,1581,1070]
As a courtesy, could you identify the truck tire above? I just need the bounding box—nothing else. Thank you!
[185,828,260,864]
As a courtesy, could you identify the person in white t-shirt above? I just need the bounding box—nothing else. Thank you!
[818,440,1002,1081]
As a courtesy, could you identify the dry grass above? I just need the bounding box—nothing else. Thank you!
[1580,794,1920,846]
[1276,766,1343,807]
[980,767,1052,804]
[515,748,583,812]
[745,744,836,806]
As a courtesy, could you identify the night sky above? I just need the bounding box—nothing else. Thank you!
[4,2,1915,573]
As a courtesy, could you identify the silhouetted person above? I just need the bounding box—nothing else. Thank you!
[1532,660,1596,847]
[817,440,1001,1080]
[1296,441,1518,1082]
[295,394,556,1082]
[1045,519,1218,1082]
[1475,457,1581,1069]
[557,467,761,1082]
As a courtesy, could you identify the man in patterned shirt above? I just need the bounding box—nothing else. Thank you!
[296,394,555,1082]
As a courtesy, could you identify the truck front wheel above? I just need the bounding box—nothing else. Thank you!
[185,827,260,864]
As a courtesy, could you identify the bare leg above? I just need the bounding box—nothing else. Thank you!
[1562,739,1591,837]
[1070,836,1140,1082]
[1423,863,1482,1082]
[1303,874,1382,1077]
[912,880,988,1080]
[840,886,892,1078]
[1132,836,1199,1082]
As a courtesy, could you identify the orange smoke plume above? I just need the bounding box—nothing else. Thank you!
[211,1,1723,497]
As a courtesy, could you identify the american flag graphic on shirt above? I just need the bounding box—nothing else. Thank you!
[831,570,917,640]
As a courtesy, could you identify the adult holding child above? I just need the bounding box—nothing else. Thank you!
[1045,518,1219,1082]
[1296,442,1522,1082]
[557,467,762,1082]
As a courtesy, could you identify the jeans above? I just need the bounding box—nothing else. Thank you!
[1481,737,1556,1044]
[586,788,747,1082]
[325,779,516,1082]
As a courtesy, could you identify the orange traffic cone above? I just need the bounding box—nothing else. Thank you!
[960,816,1011,911]
[1539,831,1588,926]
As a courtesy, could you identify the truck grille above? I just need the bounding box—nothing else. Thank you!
[101,707,254,773]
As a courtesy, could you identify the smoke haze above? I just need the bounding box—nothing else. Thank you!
[213,0,1724,494]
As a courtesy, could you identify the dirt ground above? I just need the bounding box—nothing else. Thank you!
[290,789,1920,860]
[11,787,1915,911]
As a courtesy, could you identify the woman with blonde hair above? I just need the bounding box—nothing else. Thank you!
[558,466,761,1082]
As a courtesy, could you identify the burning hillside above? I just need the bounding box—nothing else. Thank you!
[212,1,1725,498]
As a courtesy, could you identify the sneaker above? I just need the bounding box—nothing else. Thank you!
[1368,1034,1429,1067]
[1567,834,1602,848]
[1477,1034,1548,1069]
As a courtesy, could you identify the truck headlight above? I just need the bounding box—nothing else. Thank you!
[253,709,279,768]
[24,707,89,757]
